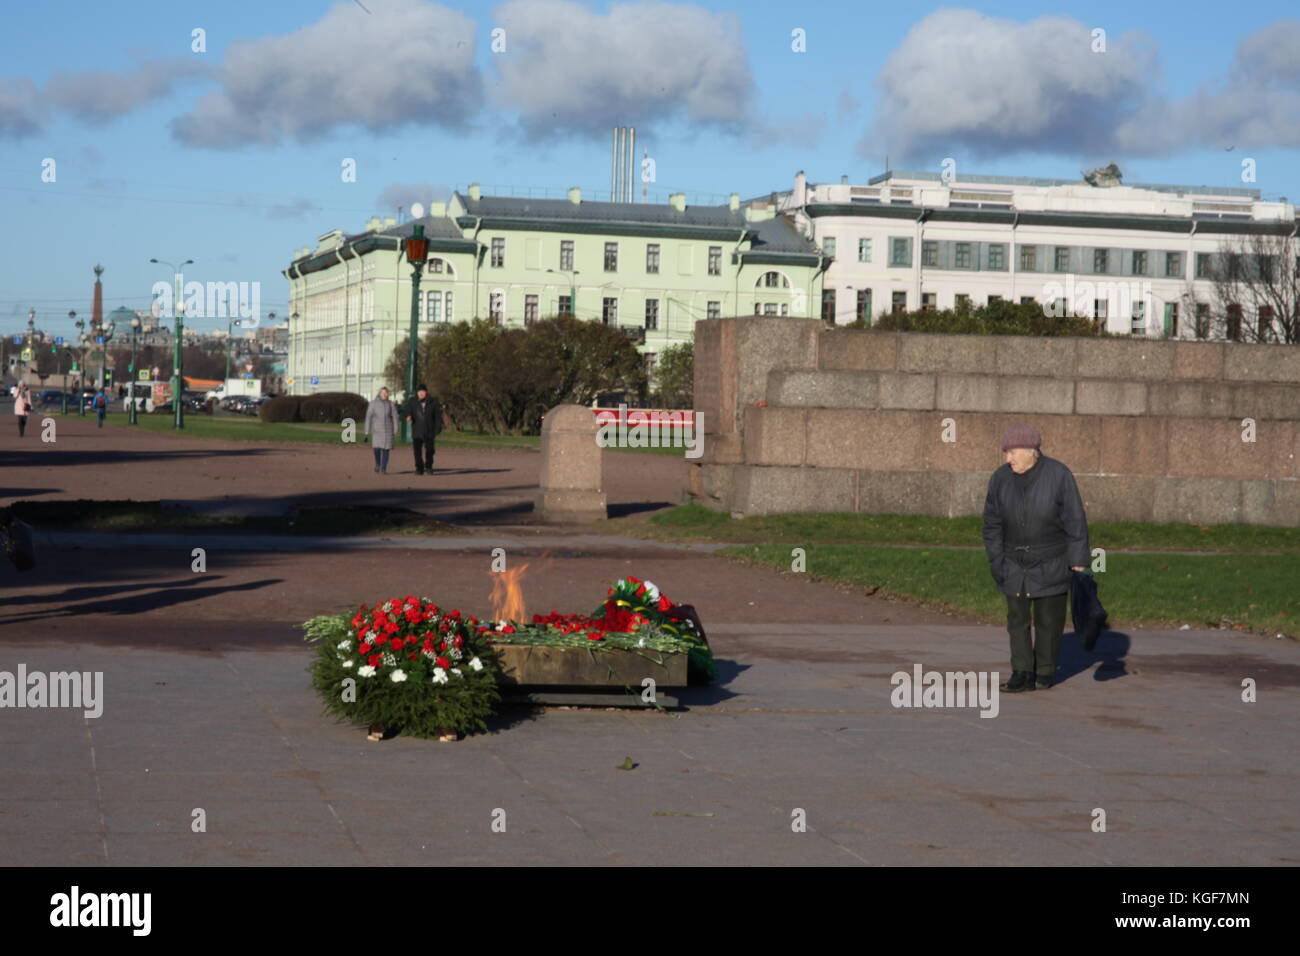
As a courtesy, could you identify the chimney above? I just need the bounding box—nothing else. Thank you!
[468,183,481,202]
[383,216,396,227]
[365,216,381,233]
[568,186,582,205]
[841,174,849,185]
[795,170,807,207]
[729,193,740,212]
[429,200,446,218]
[669,193,686,212]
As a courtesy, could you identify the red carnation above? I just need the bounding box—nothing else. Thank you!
[587,632,602,641]
[408,652,418,661]
[358,642,373,655]
[368,654,382,667]
[389,637,404,652]
[439,640,447,652]
[657,595,671,612]
[436,656,451,670]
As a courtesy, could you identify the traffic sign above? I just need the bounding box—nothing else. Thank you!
[138,370,149,381]
[310,376,319,386]
[11,335,20,345]
[95,336,105,345]
[245,371,254,379]
[54,336,64,345]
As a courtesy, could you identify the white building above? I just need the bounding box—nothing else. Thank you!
[776,169,1298,339]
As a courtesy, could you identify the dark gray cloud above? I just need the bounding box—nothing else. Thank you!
[492,0,754,138]
[171,0,482,148]
[44,58,211,124]
[0,77,42,137]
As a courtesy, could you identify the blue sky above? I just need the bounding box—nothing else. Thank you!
[2,0,1297,335]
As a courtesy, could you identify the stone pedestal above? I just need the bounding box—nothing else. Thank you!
[535,404,606,522]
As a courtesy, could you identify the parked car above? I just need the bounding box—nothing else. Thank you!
[38,389,71,407]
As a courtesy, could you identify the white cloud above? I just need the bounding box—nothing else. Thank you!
[0,77,42,138]
[492,0,754,138]
[171,0,483,148]
[45,59,211,124]
[859,10,1155,163]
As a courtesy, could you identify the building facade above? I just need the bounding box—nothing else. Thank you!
[777,170,1299,339]
[283,185,827,397]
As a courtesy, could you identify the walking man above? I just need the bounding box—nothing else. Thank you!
[982,424,1090,692]
[93,387,108,428]
[364,386,400,474]
[405,383,443,475]
[13,384,31,437]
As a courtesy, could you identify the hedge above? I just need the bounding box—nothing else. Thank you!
[260,395,304,423]
[298,391,368,424]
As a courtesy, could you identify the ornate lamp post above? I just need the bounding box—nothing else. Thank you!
[60,310,75,414]
[150,257,192,429]
[401,224,429,443]
[74,315,87,417]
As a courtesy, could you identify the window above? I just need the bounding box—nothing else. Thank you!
[426,258,443,274]
[754,303,762,315]
[1195,303,1210,338]
[1196,253,1213,279]
[444,291,454,322]
[1132,250,1148,275]
[762,271,786,288]
[1052,298,1067,317]
[988,244,1006,271]
[823,237,836,258]
[1226,253,1244,280]
[1165,251,1183,278]
[707,301,721,319]
[646,243,660,274]
[890,238,912,267]
[1020,245,1037,271]
[780,303,788,316]
[858,238,872,262]
[558,294,572,316]
[954,242,973,269]
[708,246,722,275]
[524,294,538,326]
[604,242,618,272]
[1054,247,1070,272]
[644,353,657,377]
[1258,306,1274,342]
[559,241,574,271]
[763,303,777,316]
[1259,256,1276,283]
[489,290,504,324]
[424,290,440,322]
[491,237,504,268]
[1226,304,1242,341]
[856,289,871,321]
[1093,248,1109,274]
[602,297,618,325]
[1094,299,1108,321]
[921,292,937,311]
[988,294,1003,304]
[645,298,659,331]
[1130,301,1146,336]
[955,293,971,311]
[1163,302,1178,338]
[891,291,907,313]
[821,289,836,322]
[1020,296,1036,305]
[921,241,938,267]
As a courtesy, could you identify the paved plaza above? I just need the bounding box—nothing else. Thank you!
[1,415,1297,865]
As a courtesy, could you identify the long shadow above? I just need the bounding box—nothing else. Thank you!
[607,501,675,519]
[0,576,283,624]
[0,576,208,608]
[1,448,271,468]
[1055,628,1132,685]
[672,658,748,707]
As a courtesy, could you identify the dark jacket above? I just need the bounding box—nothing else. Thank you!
[982,455,1090,598]
[1070,570,1108,651]
[406,395,443,441]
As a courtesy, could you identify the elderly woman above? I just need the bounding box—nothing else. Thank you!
[364,386,401,474]
[13,384,31,437]
[981,424,1090,692]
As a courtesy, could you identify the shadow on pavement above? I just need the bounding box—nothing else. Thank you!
[1056,628,1132,685]
[0,576,283,624]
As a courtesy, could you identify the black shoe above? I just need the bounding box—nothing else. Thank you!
[1035,676,1053,690]
[1000,671,1034,693]
[416,470,424,476]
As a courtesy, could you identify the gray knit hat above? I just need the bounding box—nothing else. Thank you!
[1000,423,1042,452]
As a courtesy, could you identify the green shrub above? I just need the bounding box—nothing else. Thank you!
[299,391,368,424]
[260,395,304,422]
[849,300,1106,336]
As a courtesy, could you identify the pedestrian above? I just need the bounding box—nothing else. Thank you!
[404,383,444,475]
[14,384,31,437]
[981,424,1090,693]
[364,386,400,474]
[93,387,108,428]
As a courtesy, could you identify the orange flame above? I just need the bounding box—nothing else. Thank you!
[490,561,529,624]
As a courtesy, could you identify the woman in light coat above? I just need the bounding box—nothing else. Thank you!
[364,386,401,474]
[13,384,31,437]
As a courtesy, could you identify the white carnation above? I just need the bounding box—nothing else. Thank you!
[336,639,351,650]
[390,669,408,683]
[643,581,660,602]
[432,668,449,685]
[358,665,376,678]
[341,659,355,669]
[469,657,483,672]
[451,668,463,678]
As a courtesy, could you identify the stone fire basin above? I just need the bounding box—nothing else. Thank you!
[493,644,688,688]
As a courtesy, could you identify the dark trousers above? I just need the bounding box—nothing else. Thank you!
[372,447,390,472]
[1006,592,1068,679]
[412,438,435,473]
[17,415,27,436]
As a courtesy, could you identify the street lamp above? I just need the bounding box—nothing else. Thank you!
[401,224,429,443]
[128,315,141,425]
[150,257,193,429]
[547,268,580,317]
[290,311,299,394]
[60,310,75,414]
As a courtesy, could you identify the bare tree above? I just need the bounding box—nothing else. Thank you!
[1189,228,1300,344]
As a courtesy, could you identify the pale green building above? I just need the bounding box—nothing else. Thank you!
[282,184,827,397]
